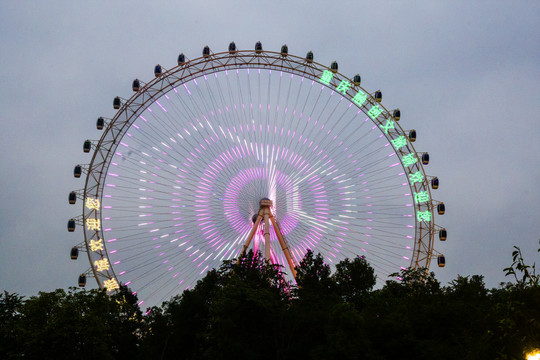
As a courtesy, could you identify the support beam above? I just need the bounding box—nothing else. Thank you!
[269,215,297,279]
[239,212,263,258]
[238,198,297,280]
[263,210,271,261]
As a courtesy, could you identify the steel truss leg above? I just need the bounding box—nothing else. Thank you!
[239,198,297,280]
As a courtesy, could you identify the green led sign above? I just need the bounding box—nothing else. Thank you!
[409,171,424,184]
[319,70,334,85]
[391,136,407,150]
[336,80,352,94]
[368,105,383,119]
[318,70,423,186]
[402,153,418,167]
[380,119,395,134]
[414,191,430,204]
[318,72,383,125]
[352,91,367,106]
[417,210,432,222]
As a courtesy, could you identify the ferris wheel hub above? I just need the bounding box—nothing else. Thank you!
[260,198,273,207]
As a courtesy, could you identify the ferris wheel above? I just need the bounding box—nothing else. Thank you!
[68,42,446,308]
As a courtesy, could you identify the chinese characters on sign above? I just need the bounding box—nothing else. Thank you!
[318,69,433,224]
[89,238,104,252]
[94,258,110,272]
[103,278,119,292]
[417,210,432,222]
[86,218,101,231]
[318,71,382,119]
[409,171,424,184]
[85,197,100,210]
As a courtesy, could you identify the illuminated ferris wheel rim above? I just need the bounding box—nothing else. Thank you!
[71,45,445,296]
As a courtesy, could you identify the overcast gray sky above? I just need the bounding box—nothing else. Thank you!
[1,1,539,299]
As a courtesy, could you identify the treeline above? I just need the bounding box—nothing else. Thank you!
[1,249,539,359]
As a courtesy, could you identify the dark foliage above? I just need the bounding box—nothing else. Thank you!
[2,247,539,359]
[0,287,142,360]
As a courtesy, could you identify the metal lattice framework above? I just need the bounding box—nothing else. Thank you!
[69,45,445,307]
